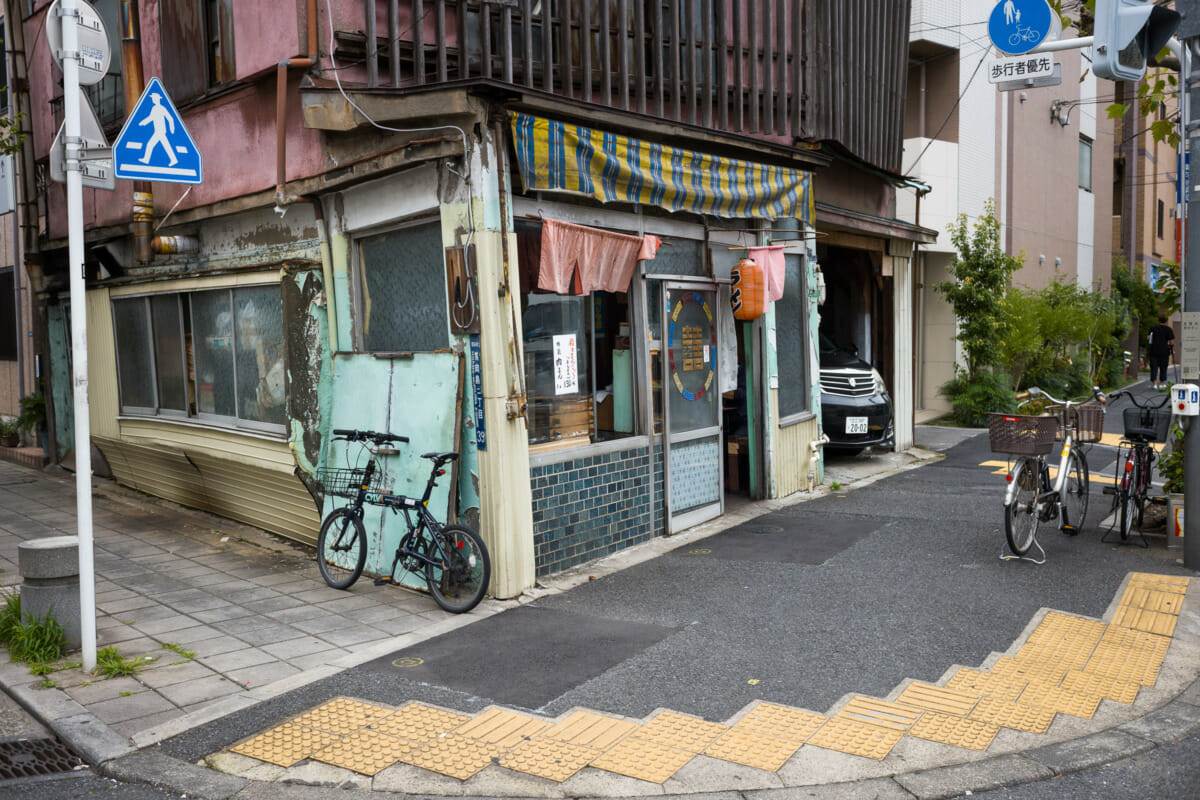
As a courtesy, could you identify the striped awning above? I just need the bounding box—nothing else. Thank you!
[511,114,813,223]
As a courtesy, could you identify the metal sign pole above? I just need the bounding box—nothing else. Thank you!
[60,0,98,671]
[1184,33,1200,570]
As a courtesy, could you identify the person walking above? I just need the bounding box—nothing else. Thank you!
[1147,315,1175,390]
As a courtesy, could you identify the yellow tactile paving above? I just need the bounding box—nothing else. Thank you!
[403,734,505,780]
[732,702,827,744]
[289,697,393,735]
[498,737,600,782]
[991,656,1070,686]
[1060,670,1140,704]
[540,710,640,749]
[1013,642,1094,671]
[230,722,341,767]
[1118,585,1186,616]
[705,727,802,771]
[1026,611,1107,647]
[836,696,922,731]
[895,682,980,717]
[907,712,1001,751]
[1085,627,1171,686]
[946,668,1028,702]
[632,711,729,752]
[590,737,696,783]
[370,703,471,742]
[1017,682,1102,719]
[969,697,1056,734]
[806,716,906,760]
[1112,606,1180,637]
[1127,572,1190,591]
[455,707,551,748]
[310,728,422,775]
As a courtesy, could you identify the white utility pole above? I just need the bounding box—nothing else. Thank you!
[60,0,98,672]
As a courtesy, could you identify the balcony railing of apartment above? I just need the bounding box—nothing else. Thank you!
[50,73,126,135]
[339,0,802,138]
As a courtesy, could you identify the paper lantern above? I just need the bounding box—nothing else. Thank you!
[730,258,768,320]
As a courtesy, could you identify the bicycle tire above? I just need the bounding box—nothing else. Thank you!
[425,524,490,613]
[317,508,367,589]
[1135,448,1152,527]
[1061,450,1089,533]
[1005,459,1041,556]
[1118,453,1136,540]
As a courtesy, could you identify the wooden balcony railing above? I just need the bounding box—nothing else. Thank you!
[342,0,803,139]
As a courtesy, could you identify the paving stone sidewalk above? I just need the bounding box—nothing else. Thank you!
[0,459,503,746]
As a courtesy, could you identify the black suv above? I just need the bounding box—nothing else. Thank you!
[819,334,894,454]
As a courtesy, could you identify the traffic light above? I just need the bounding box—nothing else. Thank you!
[1093,0,1181,81]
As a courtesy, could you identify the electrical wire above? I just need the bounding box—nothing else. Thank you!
[904,43,991,174]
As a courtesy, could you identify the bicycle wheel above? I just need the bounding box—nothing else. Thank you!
[1005,459,1041,556]
[425,524,490,613]
[317,508,367,589]
[1061,450,1089,533]
[1134,448,1152,527]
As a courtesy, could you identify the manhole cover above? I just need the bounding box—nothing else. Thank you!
[0,739,83,779]
[742,525,785,535]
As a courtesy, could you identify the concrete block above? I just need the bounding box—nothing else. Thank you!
[19,583,81,651]
[17,537,79,579]
[18,536,81,651]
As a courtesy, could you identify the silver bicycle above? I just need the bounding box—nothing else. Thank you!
[989,387,1102,563]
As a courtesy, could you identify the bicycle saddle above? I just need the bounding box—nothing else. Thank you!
[421,451,460,463]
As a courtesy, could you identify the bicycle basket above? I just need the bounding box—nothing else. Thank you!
[1122,406,1172,443]
[1072,404,1105,444]
[988,413,1058,456]
[316,467,384,498]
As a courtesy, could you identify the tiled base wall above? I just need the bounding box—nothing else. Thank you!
[531,444,663,576]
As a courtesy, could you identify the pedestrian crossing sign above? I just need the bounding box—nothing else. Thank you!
[113,77,203,184]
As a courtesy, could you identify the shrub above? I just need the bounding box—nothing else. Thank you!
[941,370,1016,427]
[0,594,65,665]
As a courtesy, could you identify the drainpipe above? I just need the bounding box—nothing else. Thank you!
[276,0,319,206]
[120,1,153,264]
[150,235,199,254]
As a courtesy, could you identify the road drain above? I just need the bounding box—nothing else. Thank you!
[0,739,84,779]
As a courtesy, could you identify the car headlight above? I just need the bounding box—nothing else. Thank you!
[871,368,888,395]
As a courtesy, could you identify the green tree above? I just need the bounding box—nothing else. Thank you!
[935,199,1023,381]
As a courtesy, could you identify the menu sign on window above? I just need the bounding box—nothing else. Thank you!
[553,334,578,394]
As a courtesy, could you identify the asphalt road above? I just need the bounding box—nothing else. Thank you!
[159,397,1197,773]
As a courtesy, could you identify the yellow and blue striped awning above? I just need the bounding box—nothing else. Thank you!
[511,113,813,223]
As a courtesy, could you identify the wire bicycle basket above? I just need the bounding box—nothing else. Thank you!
[1122,406,1172,442]
[316,467,386,498]
[988,413,1058,456]
[1057,404,1104,444]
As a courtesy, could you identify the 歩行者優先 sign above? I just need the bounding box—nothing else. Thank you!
[988,54,1055,84]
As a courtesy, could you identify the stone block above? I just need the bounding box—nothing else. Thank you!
[18,536,79,579]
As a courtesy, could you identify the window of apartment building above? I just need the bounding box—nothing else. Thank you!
[516,219,643,448]
[0,269,16,361]
[1158,199,1165,240]
[159,0,236,104]
[1079,136,1093,192]
[47,3,126,130]
[112,285,286,432]
[355,219,449,353]
[776,254,810,420]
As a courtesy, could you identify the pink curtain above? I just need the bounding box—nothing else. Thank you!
[538,218,649,294]
[748,245,787,302]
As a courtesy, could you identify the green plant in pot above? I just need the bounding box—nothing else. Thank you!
[1159,423,1185,495]
[17,393,45,437]
[0,417,18,447]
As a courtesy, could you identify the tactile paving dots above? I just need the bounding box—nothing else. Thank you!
[704,727,801,771]
[733,702,827,744]
[498,738,600,782]
[632,711,728,752]
[370,703,471,742]
[230,722,341,767]
[907,712,1000,751]
[289,697,393,735]
[590,737,696,783]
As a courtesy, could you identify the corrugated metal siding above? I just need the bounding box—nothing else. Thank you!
[96,421,319,545]
[85,289,120,440]
[804,0,911,171]
[770,396,820,498]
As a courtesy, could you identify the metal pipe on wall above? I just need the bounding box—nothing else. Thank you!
[275,0,319,203]
[120,0,153,264]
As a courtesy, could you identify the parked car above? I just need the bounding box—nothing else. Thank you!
[819,334,894,454]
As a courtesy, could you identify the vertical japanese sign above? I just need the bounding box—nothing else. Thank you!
[1181,312,1200,381]
[469,335,487,450]
[553,334,579,394]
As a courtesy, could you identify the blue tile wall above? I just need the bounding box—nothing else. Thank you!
[531,443,664,576]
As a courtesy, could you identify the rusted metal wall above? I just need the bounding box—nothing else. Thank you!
[803,0,911,172]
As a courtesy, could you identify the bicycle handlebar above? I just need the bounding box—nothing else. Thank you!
[1098,388,1170,411]
[332,429,410,444]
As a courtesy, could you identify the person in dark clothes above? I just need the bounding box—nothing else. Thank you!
[1147,316,1175,390]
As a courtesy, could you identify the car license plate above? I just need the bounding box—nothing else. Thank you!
[845,417,868,434]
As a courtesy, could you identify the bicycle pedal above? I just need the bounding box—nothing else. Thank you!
[1149,497,1168,506]
[1101,486,1116,496]
[1061,524,1078,536]
[373,577,392,586]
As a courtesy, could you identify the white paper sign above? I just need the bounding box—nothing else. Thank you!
[1182,312,1200,380]
[553,334,578,394]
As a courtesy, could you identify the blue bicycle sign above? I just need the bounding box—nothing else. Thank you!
[988,0,1054,56]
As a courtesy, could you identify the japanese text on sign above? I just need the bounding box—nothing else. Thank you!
[681,325,706,371]
[553,334,579,394]
[988,56,1054,84]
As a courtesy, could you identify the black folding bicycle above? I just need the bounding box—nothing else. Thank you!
[315,429,490,613]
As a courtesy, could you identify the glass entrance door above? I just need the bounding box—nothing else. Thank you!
[662,282,723,532]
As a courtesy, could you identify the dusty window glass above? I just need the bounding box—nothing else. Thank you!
[150,294,187,412]
[113,298,156,410]
[776,254,809,417]
[358,221,449,352]
[191,290,237,418]
[234,286,286,425]
[1078,137,1092,192]
[523,295,592,445]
